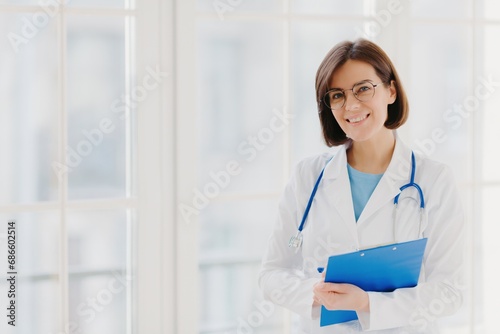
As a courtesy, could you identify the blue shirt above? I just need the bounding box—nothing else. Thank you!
[347,164,384,222]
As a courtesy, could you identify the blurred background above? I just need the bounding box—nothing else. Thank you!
[0,0,499,333]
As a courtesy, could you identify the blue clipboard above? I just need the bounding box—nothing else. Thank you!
[320,238,428,327]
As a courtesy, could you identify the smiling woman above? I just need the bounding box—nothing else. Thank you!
[258,39,465,333]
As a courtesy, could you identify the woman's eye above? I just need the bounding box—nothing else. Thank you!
[332,92,344,100]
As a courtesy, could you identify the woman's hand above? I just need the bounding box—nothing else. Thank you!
[313,279,370,312]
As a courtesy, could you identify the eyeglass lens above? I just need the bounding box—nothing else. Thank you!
[325,82,376,110]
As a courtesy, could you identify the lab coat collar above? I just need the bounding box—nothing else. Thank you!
[358,133,413,224]
[321,132,413,227]
[322,132,411,181]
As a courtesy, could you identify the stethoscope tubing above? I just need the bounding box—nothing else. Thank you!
[290,151,425,249]
[394,152,425,209]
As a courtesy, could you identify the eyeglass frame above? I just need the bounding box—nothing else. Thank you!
[322,80,383,110]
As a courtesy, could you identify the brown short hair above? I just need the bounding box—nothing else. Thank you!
[315,39,409,146]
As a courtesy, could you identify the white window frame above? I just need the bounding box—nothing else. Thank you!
[135,0,198,333]
[0,0,197,333]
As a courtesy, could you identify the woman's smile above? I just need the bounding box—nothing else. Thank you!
[346,113,370,124]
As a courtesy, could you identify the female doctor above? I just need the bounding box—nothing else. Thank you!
[258,39,465,333]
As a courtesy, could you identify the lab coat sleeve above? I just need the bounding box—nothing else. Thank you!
[357,164,466,331]
[258,160,320,319]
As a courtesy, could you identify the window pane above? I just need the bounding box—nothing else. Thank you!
[68,209,129,271]
[66,16,129,200]
[199,199,281,333]
[0,1,128,8]
[482,0,500,20]
[0,0,38,4]
[481,25,500,182]
[68,274,129,334]
[67,210,131,334]
[200,199,276,257]
[197,21,284,194]
[0,13,59,204]
[200,264,283,334]
[408,24,472,181]
[0,212,60,275]
[68,0,127,9]
[0,213,60,333]
[0,279,60,334]
[411,0,472,19]
[197,0,281,14]
[292,0,366,16]
[291,22,361,164]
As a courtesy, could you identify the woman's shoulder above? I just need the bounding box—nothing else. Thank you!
[414,151,452,171]
[295,151,334,173]
[289,151,336,187]
[413,151,457,184]
[278,151,338,199]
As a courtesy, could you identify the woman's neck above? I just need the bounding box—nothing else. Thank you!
[347,131,396,174]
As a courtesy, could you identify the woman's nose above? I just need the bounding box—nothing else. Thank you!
[344,91,360,111]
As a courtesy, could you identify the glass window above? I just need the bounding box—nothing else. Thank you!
[482,0,500,20]
[411,0,472,19]
[197,0,281,14]
[66,15,129,200]
[199,199,281,333]
[197,20,285,194]
[14,280,60,333]
[0,4,136,334]
[0,0,38,4]
[68,209,129,271]
[0,212,59,333]
[408,23,473,182]
[292,0,367,16]
[68,0,128,9]
[68,273,129,334]
[0,13,59,204]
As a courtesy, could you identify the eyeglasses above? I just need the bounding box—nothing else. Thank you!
[323,81,381,110]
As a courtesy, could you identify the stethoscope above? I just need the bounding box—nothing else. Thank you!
[289,152,425,249]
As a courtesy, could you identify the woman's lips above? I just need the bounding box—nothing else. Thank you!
[346,113,369,123]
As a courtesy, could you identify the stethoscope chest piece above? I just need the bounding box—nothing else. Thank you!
[289,231,303,249]
[287,162,328,250]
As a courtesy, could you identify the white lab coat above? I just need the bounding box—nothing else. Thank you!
[259,134,465,333]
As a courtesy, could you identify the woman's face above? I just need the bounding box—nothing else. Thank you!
[328,60,396,143]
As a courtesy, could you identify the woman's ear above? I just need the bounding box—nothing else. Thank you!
[388,80,397,104]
